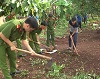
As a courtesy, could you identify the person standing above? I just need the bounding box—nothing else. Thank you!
[68,16,79,54]
[83,14,87,24]
[0,17,38,79]
[46,13,56,49]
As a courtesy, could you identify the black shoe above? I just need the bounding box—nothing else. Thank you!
[17,54,26,58]
[10,70,21,76]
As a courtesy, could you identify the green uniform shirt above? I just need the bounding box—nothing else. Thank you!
[5,15,15,21]
[0,19,26,45]
[47,18,55,30]
[31,28,42,35]
[34,28,42,35]
[30,28,42,40]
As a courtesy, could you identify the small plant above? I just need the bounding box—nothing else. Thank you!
[29,58,47,66]
[72,72,100,79]
[47,62,66,78]
[19,69,29,77]
[32,69,46,79]
[73,72,88,79]
[32,74,41,79]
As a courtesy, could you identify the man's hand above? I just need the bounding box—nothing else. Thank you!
[70,35,72,39]
[30,51,37,56]
[10,45,17,51]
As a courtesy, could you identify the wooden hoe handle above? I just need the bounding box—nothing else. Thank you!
[16,48,52,60]
[70,37,79,55]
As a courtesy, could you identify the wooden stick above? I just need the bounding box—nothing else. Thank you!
[70,36,79,55]
[16,48,52,60]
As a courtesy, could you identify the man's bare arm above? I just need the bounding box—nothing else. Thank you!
[22,39,36,54]
[0,32,16,50]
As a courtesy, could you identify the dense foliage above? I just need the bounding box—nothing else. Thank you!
[0,0,99,18]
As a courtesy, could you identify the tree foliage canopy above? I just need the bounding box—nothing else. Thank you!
[0,0,99,17]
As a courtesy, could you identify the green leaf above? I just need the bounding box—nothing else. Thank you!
[55,0,69,6]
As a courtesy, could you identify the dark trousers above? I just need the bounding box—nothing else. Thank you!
[68,32,78,49]
[78,22,82,29]
[84,18,87,24]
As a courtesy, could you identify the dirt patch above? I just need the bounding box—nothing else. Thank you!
[0,29,100,79]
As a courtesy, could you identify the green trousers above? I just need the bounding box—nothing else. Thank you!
[46,30,55,47]
[29,34,41,53]
[0,45,16,79]
[29,41,41,53]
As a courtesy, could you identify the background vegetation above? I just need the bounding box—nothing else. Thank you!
[0,0,99,18]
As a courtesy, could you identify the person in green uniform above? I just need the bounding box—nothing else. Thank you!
[5,13,25,58]
[46,13,56,49]
[28,21,47,54]
[0,17,38,79]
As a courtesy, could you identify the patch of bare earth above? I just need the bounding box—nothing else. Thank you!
[0,29,100,79]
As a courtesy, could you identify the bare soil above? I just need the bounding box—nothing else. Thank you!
[0,29,100,79]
